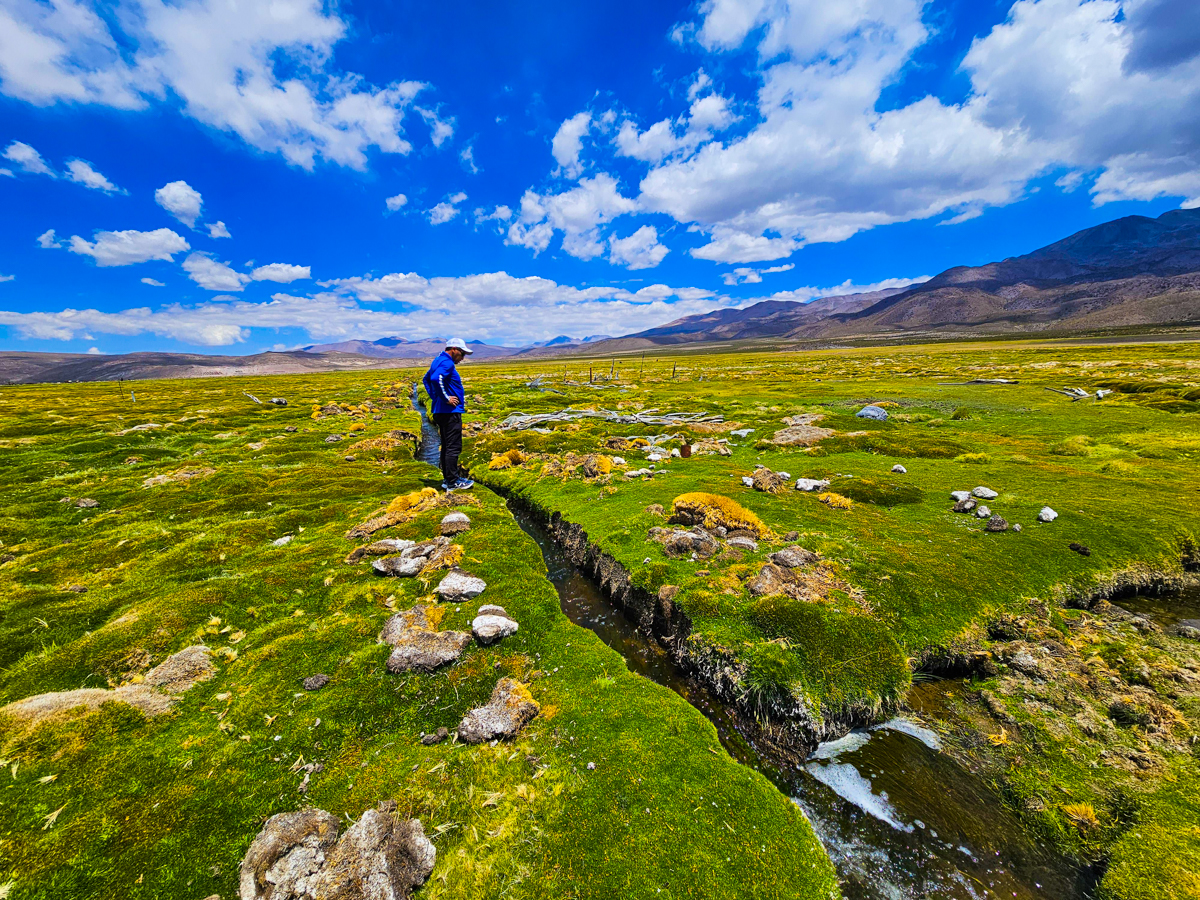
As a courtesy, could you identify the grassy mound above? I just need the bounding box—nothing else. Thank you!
[827,477,924,507]
[670,493,768,537]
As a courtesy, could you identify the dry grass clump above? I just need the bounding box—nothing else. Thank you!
[1051,435,1095,457]
[488,448,527,470]
[387,487,440,515]
[669,493,768,537]
[818,492,854,511]
[1061,802,1100,830]
[348,422,366,433]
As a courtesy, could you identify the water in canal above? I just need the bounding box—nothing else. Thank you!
[508,502,1095,900]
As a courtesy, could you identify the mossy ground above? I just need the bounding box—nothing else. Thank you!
[459,339,1200,900]
[0,374,837,900]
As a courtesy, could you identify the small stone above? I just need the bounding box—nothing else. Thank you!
[1069,542,1091,557]
[670,448,681,458]
[586,761,596,770]
[364,538,417,555]
[439,512,471,536]
[325,434,343,443]
[0,553,14,564]
[303,674,330,691]
[1037,506,1058,523]
[472,614,519,646]
[75,498,99,508]
[248,442,265,451]
[856,405,889,421]
[434,569,487,602]
[269,398,288,406]
[953,497,977,513]
[726,535,758,552]
[457,678,540,744]
[741,476,754,487]
[420,727,450,746]
[612,456,626,466]
[65,584,88,593]
[795,477,830,492]
[284,425,298,433]
[272,535,293,547]
[950,490,971,502]
[770,546,818,568]
[1013,523,1022,533]
[985,515,1009,532]
[373,555,426,577]
[312,803,435,900]
[478,604,508,617]
[975,505,991,519]
[891,464,907,474]
[972,486,998,500]
[784,530,799,541]
[344,455,356,462]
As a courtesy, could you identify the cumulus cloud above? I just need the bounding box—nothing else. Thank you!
[765,275,933,303]
[3,140,54,175]
[251,263,310,283]
[206,220,231,238]
[141,277,166,286]
[65,158,120,192]
[552,112,591,177]
[0,273,14,282]
[506,174,637,259]
[615,90,738,164]
[37,228,61,249]
[609,225,669,269]
[385,193,408,212]
[182,252,250,291]
[0,270,723,347]
[155,180,203,228]
[428,192,467,225]
[0,0,430,169]
[722,263,794,286]
[68,228,190,266]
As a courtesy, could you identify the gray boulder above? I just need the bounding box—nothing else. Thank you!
[950,490,972,502]
[439,512,471,536]
[770,546,818,568]
[457,678,540,744]
[434,569,487,602]
[856,405,889,421]
[892,464,907,474]
[972,486,998,500]
[238,807,340,900]
[985,515,1009,532]
[726,535,759,552]
[373,555,425,577]
[379,606,471,674]
[1037,507,1058,523]
[472,614,519,646]
[747,563,794,597]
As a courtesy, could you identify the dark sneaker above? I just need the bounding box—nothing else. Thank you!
[451,478,475,490]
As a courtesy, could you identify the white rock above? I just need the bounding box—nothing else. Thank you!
[472,614,518,645]
[612,456,626,466]
[741,476,755,487]
[435,570,487,602]
[1037,506,1058,523]
[272,535,293,547]
[373,538,416,553]
[670,448,681,458]
[730,428,755,437]
[975,506,992,519]
[777,471,791,479]
[795,478,831,492]
[892,464,907,474]
[950,490,971,502]
[373,555,426,576]
[727,536,758,552]
[478,604,508,617]
[442,512,470,526]
[972,486,998,499]
[647,452,665,462]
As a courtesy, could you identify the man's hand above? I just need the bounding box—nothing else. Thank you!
[448,396,460,407]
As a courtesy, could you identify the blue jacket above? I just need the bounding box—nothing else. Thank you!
[423,351,465,414]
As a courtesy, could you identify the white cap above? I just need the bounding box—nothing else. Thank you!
[446,337,474,354]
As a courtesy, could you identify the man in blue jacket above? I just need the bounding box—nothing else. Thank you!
[423,338,474,490]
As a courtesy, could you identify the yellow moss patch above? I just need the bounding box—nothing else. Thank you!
[387,488,439,515]
[421,544,464,572]
[818,492,854,510]
[348,422,367,433]
[488,448,526,470]
[1062,802,1100,830]
[670,493,768,537]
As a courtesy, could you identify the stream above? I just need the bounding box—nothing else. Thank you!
[508,502,1096,900]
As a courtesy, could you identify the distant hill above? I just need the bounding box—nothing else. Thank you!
[301,336,519,359]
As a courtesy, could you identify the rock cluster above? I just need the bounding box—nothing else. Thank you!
[372,538,453,577]
[238,802,435,900]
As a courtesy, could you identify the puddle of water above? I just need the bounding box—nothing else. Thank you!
[1110,583,1200,630]
[509,502,1094,900]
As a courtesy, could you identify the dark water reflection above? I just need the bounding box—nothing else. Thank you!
[510,503,1094,900]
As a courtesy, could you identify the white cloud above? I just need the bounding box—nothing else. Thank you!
[506,174,638,259]
[65,158,120,192]
[3,140,54,175]
[552,112,591,177]
[86,346,101,354]
[765,275,932,304]
[182,252,250,291]
[37,228,61,249]
[206,220,231,238]
[0,270,723,347]
[0,273,14,282]
[141,277,166,286]
[460,145,480,174]
[385,193,408,212]
[0,167,12,177]
[418,107,454,148]
[476,205,512,224]
[155,180,203,228]
[722,262,794,285]
[68,228,190,266]
[0,0,429,169]
[609,225,669,269]
[251,263,310,283]
[428,192,467,225]
[624,0,1200,262]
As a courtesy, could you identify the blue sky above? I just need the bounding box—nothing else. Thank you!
[1,0,1198,352]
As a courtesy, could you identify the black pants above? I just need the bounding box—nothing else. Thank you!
[432,412,463,485]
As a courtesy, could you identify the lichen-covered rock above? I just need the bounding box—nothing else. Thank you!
[795,478,830,492]
[143,645,217,692]
[726,535,759,552]
[310,802,436,900]
[303,674,330,691]
[372,555,425,577]
[770,546,818,568]
[747,563,793,597]
[972,486,998,499]
[439,512,471,536]
[975,505,992,519]
[477,604,508,617]
[654,527,720,559]
[472,613,519,646]
[239,807,341,900]
[950,490,971,502]
[379,606,471,674]
[953,497,977,513]
[434,569,486,602]
[457,678,539,744]
[985,515,1009,532]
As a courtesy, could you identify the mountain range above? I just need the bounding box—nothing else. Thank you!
[2,208,1198,383]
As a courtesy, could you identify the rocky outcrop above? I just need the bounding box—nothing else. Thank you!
[457,678,539,744]
[379,606,471,674]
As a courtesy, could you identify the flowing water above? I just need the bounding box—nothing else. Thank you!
[508,502,1095,900]
[1109,583,1200,631]
[410,382,441,466]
